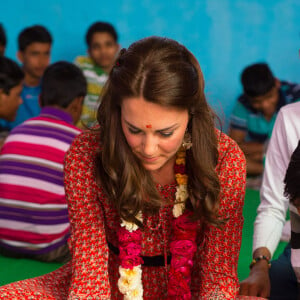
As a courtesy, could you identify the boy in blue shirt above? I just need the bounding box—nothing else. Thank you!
[229,63,300,177]
[1,25,52,130]
[0,56,24,146]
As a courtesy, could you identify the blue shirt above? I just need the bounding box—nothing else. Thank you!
[0,84,41,130]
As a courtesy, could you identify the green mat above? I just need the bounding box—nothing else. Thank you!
[0,256,62,286]
[0,189,288,286]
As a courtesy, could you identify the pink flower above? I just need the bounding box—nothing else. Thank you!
[120,255,144,269]
[118,228,143,269]
[171,255,193,268]
[118,227,142,245]
[172,213,198,242]
[171,256,189,269]
[119,242,142,257]
[170,240,197,258]
[173,212,198,231]
[174,163,186,174]
[167,268,191,298]
[178,266,191,279]
[172,228,197,241]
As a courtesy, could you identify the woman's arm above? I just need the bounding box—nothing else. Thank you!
[192,133,246,299]
[64,131,111,299]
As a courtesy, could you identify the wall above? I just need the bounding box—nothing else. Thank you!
[1,0,299,129]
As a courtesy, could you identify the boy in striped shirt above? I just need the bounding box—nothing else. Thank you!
[0,61,86,262]
[75,21,119,128]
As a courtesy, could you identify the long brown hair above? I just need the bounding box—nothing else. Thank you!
[97,36,220,226]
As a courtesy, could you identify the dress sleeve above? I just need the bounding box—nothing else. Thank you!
[64,131,111,299]
[192,133,246,299]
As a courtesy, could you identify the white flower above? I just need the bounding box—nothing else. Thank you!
[124,284,144,300]
[120,220,139,232]
[172,201,185,218]
[175,184,188,202]
[120,211,143,232]
[135,211,143,223]
[118,266,142,295]
[173,184,188,217]
[119,265,142,279]
[118,273,140,294]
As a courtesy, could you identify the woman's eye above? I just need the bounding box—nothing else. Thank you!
[128,128,141,134]
[159,131,173,137]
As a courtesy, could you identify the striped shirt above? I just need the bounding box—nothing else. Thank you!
[75,56,108,128]
[0,107,81,255]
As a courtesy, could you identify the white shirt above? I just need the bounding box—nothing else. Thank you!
[253,102,300,256]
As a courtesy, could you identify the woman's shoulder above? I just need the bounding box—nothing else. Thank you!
[215,129,245,162]
[214,130,246,209]
[67,129,100,161]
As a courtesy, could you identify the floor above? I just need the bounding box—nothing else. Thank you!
[0,189,288,286]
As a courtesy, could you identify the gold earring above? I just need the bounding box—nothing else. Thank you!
[182,131,192,149]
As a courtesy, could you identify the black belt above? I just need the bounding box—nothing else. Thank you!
[107,242,171,267]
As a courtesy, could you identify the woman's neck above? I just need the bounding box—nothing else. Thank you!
[151,156,176,186]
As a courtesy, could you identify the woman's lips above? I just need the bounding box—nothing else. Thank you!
[140,155,159,163]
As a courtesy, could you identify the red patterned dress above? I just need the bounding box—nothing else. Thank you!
[0,130,248,299]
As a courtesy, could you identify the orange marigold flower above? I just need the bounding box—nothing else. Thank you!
[175,174,188,185]
[176,151,186,158]
[176,158,185,165]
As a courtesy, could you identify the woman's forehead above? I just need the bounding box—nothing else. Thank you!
[121,96,188,127]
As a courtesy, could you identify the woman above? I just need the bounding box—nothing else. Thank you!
[0,37,247,299]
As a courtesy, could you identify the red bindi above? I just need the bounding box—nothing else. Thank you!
[146,124,152,128]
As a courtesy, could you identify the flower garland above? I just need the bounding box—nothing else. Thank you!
[117,147,197,299]
[117,212,144,300]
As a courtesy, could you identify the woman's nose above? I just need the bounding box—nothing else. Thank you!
[142,134,157,156]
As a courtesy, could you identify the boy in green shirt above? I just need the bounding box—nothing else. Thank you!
[75,22,119,128]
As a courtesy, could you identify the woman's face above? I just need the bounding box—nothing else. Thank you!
[121,96,189,173]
